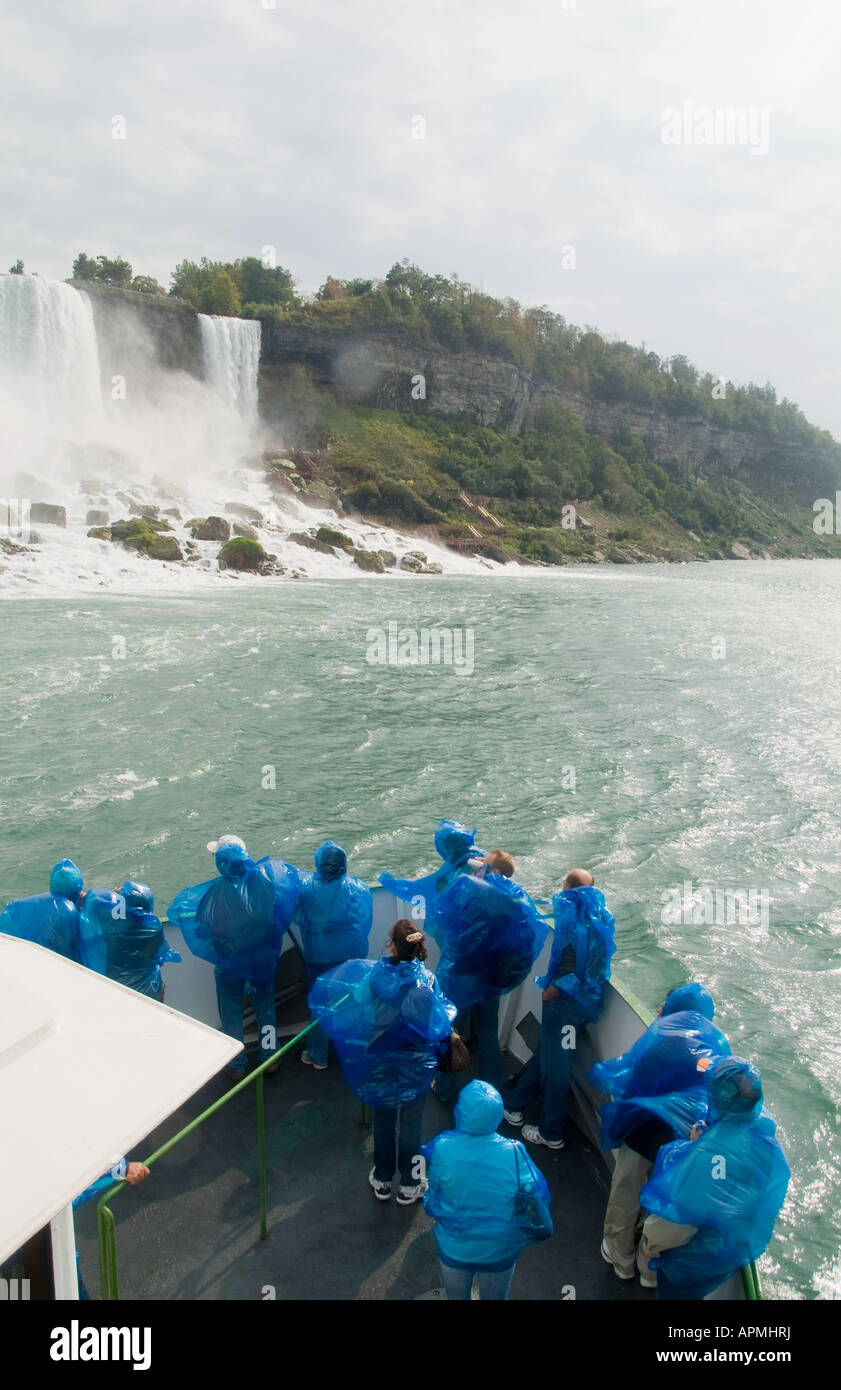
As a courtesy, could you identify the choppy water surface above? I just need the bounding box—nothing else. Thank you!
[2,560,840,1297]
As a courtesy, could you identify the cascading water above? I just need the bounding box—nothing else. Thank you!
[0,277,479,594]
[0,273,103,443]
[198,314,261,423]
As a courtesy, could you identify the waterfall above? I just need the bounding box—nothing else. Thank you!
[0,274,103,440]
[198,314,261,423]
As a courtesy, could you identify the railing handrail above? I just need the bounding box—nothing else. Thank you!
[96,1014,320,1299]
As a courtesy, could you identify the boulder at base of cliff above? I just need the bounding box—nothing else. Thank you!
[110,518,183,561]
[86,509,109,527]
[399,551,427,572]
[232,522,259,540]
[87,526,112,541]
[218,537,267,571]
[730,542,752,559]
[30,502,67,527]
[315,525,354,552]
[189,515,231,542]
[225,502,263,524]
[608,548,633,564]
[377,550,397,568]
[287,531,337,555]
[353,548,385,573]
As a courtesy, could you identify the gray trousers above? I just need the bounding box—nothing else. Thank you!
[602,1143,653,1277]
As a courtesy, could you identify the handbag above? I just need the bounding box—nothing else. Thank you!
[438,1030,470,1074]
[513,1145,553,1240]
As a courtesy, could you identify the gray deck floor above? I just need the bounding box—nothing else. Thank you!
[75,1023,655,1302]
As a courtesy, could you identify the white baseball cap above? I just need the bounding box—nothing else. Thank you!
[207,834,247,854]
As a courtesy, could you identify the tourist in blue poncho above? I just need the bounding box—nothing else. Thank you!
[308,919,457,1204]
[79,881,180,1002]
[431,849,548,1103]
[294,840,372,1071]
[378,818,484,915]
[168,834,299,1078]
[637,1056,790,1299]
[0,858,84,962]
[422,1080,553,1300]
[591,982,731,1284]
[506,869,615,1151]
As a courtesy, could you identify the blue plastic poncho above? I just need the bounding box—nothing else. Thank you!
[592,1000,731,1151]
[308,956,456,1108]
[79,883,180,997]
[379,819,485,914]
[539,886,616,1020]
[428,872,549,1010]
[0,858,84,961]
[295,841,372,965]
[423,1081,553,1268]
[640,1058,790,1297]
[168,845,299,984]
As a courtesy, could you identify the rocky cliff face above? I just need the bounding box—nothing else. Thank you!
[74,282,203,381]
[259,322,841,496]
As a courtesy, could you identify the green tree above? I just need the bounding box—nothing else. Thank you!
[71,252,98,281]
[130,274,166,295]
[237,256,295,306]
[94,255,133,288]
[201,269,242,316]
[8,258,24,275]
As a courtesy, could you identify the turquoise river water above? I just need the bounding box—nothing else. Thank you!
[2,559,840,1298]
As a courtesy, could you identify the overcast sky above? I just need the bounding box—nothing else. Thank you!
[3,0,840,435]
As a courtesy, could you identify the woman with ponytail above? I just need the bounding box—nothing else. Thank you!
[308,918,457,1204]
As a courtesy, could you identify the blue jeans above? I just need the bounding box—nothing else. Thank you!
[305,960,342,1067]
[440,1261,516,1300]
[215,967,277,1074]
[372,1092,426,1184]
[505,995,587,1142]
[435,996,501,1104]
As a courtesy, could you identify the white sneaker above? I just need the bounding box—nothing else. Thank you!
[638,1266,658,1290]
[301,1049,327,1071]
[521,1124,564,1150]
[600,1238,634,1280]
[396,1181,426,1206]
[503,1109,524,1126]
[368,1168,392,1201]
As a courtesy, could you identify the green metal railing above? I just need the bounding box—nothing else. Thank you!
[96,1017,322,1300]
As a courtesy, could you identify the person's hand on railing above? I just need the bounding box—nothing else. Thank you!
[125,1162,150,1185]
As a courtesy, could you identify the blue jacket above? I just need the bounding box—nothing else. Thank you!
[295,841,372,965]
[539,886,615,1020]
[0,858,84,961]
[423,1082,553,1269]
[310,956,456,1107]
[640,1058,790,1296]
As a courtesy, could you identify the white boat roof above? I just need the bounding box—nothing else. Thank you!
[0,934,241,1262]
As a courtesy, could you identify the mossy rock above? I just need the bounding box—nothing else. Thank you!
[399,552,426,572]
[218,537,267,571]
[287,531,337,555]
[232,522,258,540]
[87,526,112,541]
[111,517,183,561]
[377,549,397,568]
[147,535,183,562]
[190,515,230,541]
[315,525,354,552]
[353,548,385,573]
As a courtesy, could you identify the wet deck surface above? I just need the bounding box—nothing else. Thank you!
[75,1007,655,1302]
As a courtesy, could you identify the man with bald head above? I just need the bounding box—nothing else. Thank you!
[505,868,616,1150]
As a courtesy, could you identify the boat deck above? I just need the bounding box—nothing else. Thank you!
[74,1005,654,1302]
